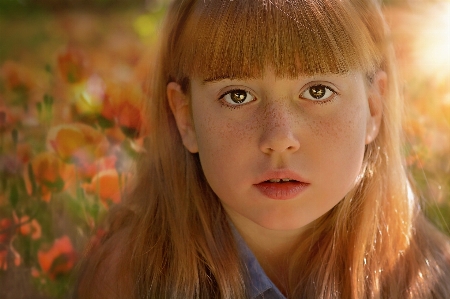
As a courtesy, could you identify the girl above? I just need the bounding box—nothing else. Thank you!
[75,0,450,298]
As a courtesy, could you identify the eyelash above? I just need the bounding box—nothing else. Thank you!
[218,88,255,109]
[218,83,338,108]
[300,84,338,105]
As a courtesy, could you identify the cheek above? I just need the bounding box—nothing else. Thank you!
[195,114,251,153]
[193,108,256,182]
[310,99,367,147]
[305,103,368,185]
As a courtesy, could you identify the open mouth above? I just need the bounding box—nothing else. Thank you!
[255,178,309,200]
[265,178,298,183]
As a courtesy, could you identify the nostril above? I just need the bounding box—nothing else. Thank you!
[259,128,300,154]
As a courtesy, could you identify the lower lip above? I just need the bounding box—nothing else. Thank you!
[254,181,309,200]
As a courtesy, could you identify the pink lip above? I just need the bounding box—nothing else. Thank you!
[254,170,310,200]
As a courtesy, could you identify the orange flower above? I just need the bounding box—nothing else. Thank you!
[16,143,32,165]
[57,47,89,84]
[0,250,7,271]
[28,152,72,202]
[0,218,21,271]
[38,236,76,280]
[47,123,109,164]
[1,60,35,93]
[78,154,117,180]
[102,83,145,138]
[83,169,124,207]
[118,101,142,133]
[0,249,21,270]
[13,214,42,240]
[31,267,41,278]
[0,218,12,244]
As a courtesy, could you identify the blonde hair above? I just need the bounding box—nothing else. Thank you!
[76,0,450,298]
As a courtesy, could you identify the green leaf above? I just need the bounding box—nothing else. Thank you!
[43,94,53,108]
[97,115,115,129]
[121,138,139,160]
[67,72,77,84]
[44,63,52,74]
[43,177,64,192]
[9,182,19,208]
[120,126,139,139]
[91,201,100,223]
[1,175,6,190]
[36,102,42,115]
[11,128,18,146]
[76,185,85,201]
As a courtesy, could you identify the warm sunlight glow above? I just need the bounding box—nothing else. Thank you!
[413,2,450,80]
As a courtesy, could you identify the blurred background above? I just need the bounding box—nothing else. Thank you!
[0,0,449,298]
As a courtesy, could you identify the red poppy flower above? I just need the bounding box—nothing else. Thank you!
[37,236,76,280]
[57,47,89,84]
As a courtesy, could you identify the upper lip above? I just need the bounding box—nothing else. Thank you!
[254,169,309,184]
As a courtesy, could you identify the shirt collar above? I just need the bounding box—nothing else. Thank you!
[231,225,287,299]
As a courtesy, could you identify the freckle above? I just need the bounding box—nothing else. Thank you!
[308,119,331,139]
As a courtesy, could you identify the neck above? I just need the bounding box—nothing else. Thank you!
[243,229,298,295]
[227,211,306,295]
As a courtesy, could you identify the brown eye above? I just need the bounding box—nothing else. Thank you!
[309,85,326,99]
[230,90,247,103]
[221,89,255,105]
[301,84,335,101]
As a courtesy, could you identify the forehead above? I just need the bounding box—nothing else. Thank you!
[170,0,382,81]
[192,71,366,93]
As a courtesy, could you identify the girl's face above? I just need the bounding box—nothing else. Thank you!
[169,70,384,231]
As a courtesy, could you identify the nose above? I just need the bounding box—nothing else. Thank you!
[259,102,300,155]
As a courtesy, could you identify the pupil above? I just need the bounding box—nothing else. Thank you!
[231,91,247,103]
[309,85,326,99]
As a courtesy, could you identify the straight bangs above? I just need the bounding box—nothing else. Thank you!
[171,0,383,81]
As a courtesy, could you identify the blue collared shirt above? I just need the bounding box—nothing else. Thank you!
[233,228,287,299]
